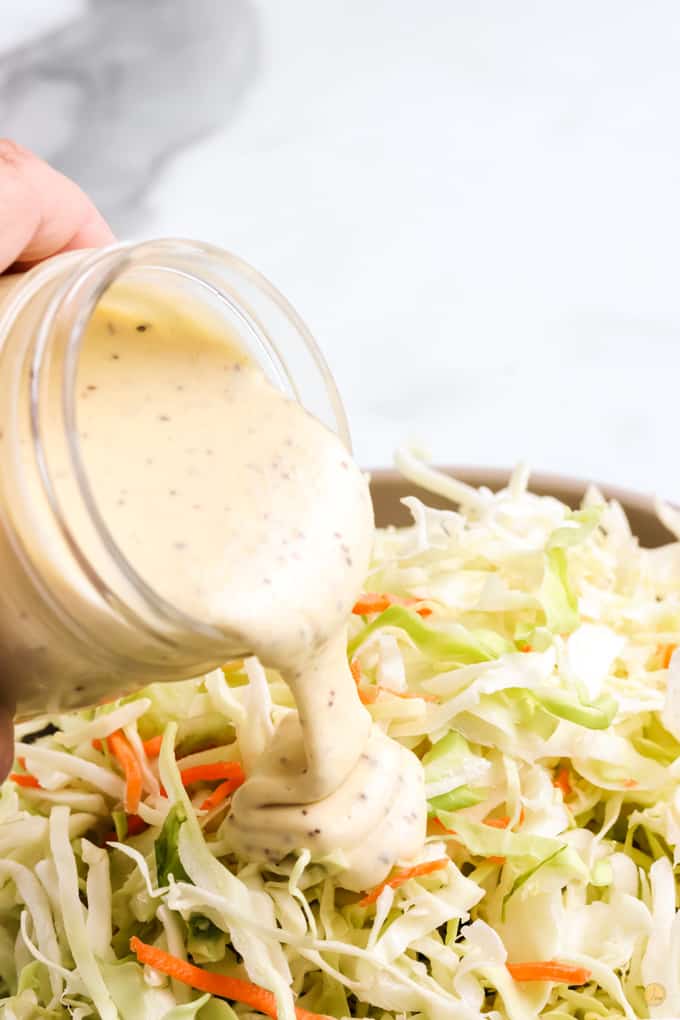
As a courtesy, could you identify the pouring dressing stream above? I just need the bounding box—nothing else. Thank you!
[0,246,425,890]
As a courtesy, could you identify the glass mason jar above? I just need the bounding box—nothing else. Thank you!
[0,239,349,718]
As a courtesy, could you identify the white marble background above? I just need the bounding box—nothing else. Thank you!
[1,1,679,497]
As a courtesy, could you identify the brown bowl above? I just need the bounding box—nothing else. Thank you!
[369,466,674,548]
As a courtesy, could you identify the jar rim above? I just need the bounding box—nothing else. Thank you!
[29,238,351,648]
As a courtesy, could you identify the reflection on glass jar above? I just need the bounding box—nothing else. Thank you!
[0,240,349,716]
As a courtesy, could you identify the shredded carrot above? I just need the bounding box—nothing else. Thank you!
[10,772,41,789]
[179,761,245,787]
[199,777,243,812]
[429,822,465,852]
[413,604,433,618]
[95,733,157,759]
[553,766,572,798]
[506,961,591,984]
[13,758,41,788]
[107,730,143,814]
[659,643,677,670]
[353,593,391,615]
[352,593,433,618]
[359,858,449,907]
[433,809,524,853]
[483,808,525,829]
[439,810,523,860]
[484,815,511,830]
[357,686,379,705]
[141,735,163,758]
[351,660,380,704]
[130,936,331,1020]
[623,778,638,789]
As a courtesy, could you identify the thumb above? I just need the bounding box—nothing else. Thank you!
[0,139,114,273]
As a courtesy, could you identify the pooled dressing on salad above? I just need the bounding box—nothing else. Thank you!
[75,283,425,890]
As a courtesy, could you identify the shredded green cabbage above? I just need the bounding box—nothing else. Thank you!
[3,459,680,1019]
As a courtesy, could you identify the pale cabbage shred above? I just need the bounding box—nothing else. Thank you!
[3,456,680,1020]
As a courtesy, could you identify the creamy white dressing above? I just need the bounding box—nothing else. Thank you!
[74,285,425,890]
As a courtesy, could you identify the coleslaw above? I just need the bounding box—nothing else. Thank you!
[2,451,680,1020]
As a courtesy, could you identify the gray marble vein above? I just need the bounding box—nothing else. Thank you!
[0,0,259,233]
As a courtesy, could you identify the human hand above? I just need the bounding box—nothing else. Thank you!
[0,140,114,778]
[0,139,114,272]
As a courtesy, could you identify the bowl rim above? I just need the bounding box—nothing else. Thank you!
[367,464,673,547]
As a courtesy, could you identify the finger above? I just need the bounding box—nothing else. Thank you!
[0,705,13,783]
[0,139,114,272]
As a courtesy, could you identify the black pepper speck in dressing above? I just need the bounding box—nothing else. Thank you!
[75,283,425,891]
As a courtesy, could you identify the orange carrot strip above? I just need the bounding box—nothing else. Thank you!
[359,858,449,907]
[506,961,591,984]
[429,820,465,851]
[659,643,677,669]
[10,772,41,789]
[199,777,243,812]
[107,730,142,814]
[483,808,525,829]
[396,596,433,617]
[351,660,380,704]
[488,856,506,865]
[95,734,158,758]
[430,817,458,837]
[553,766,572,798]
[142,735,163,758]
[352,593,433,618]
[623,778,638,789]
[484,816,511,829]
[353,593,391,615]
[434,809,524,847]
[130,937,331,1020]
[402,597,433,617]
[179,761,245,787]
[357,686,379,705]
